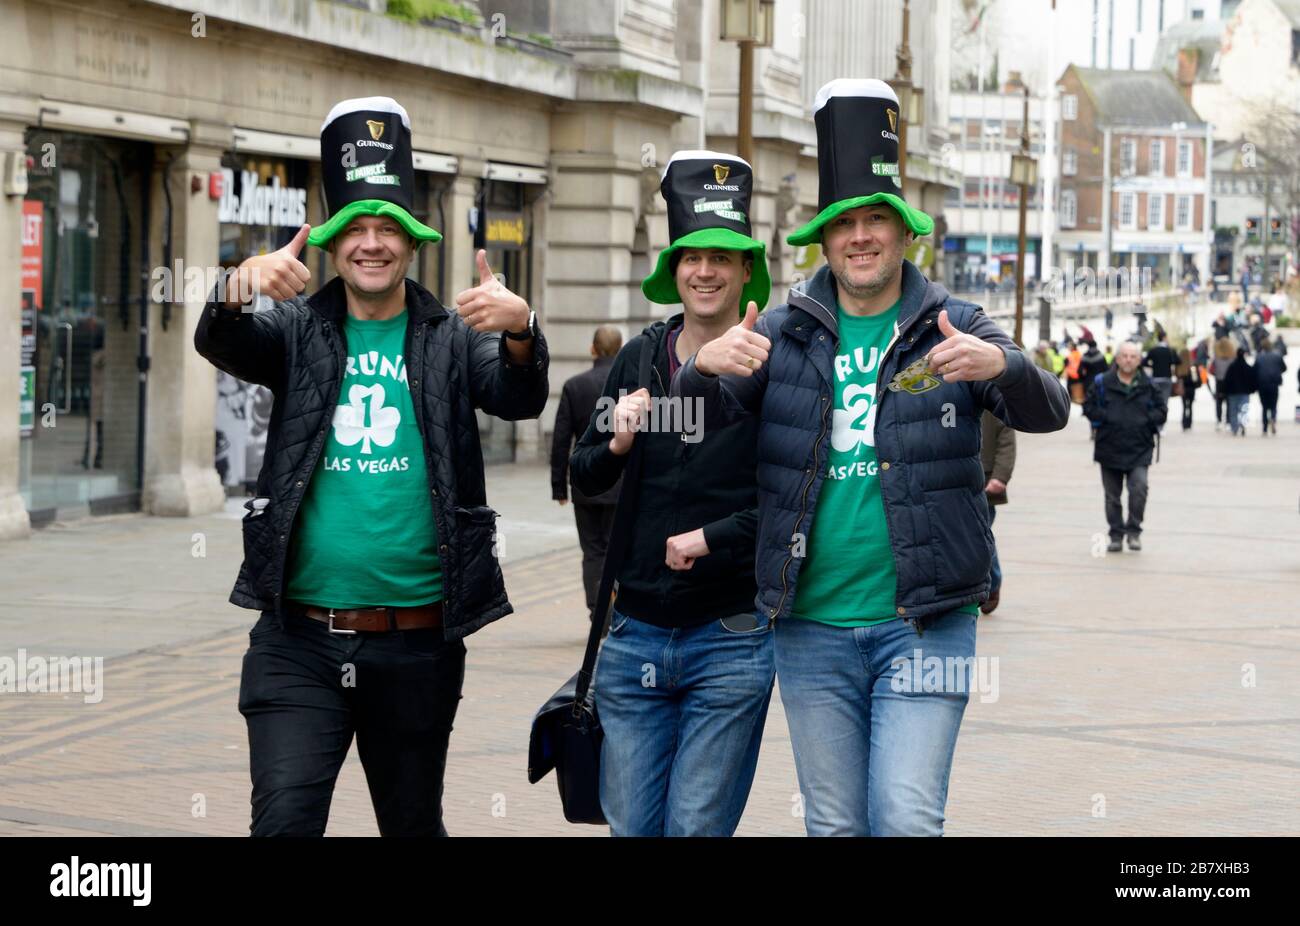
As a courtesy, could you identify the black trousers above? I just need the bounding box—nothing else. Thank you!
[1101,465,1149,540]
[572,501,617,620]
[1259,386,1279,430]
[238,609,465,836]
[1181,392,1195,430]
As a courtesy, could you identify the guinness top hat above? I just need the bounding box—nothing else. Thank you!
[786,79,934,246]
[307,96,442,248]
[640,150,771,313]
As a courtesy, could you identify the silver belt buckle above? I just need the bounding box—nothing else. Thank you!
[327,608,357,636]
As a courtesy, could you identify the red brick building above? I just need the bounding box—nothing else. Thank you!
[1054,65,1213,289]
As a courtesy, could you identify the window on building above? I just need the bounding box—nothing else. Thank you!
[1120,192,1136,229]
[1063,147,1078,176]
[1175,194,1192,230]
[1148,193,1164,229]
[1120,138,1137,175]
[1061,189,1078,227]
[1149,138,1164,176]
[1062,94,1078,120]
[1177,140,1193,177]
[963,178,982,205]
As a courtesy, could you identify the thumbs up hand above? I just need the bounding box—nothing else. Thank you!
[455,249,530,334]
[926,308,1008,383]
[695,301,771,378]
[224,223,312,307]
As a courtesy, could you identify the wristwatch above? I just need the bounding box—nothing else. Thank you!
[503,309,538,341]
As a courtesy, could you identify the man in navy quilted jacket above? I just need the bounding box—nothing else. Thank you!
[673,79,1068,836]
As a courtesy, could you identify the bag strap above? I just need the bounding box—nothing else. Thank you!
[571,334,656,714]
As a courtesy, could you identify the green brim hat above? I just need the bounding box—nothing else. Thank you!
[309,96,442,248]
[307,199,441,248]
[642,226,771,313]
[786,78,934,246]
[641,149,771,314]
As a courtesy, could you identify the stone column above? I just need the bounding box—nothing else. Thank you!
[0,102,36,541]
[140,122,228,517]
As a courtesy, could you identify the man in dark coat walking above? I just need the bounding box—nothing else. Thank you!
[1083,341,1166,552]
[551,326,623,624]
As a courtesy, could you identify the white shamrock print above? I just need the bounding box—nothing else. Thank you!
[830,382,876,454]
[332,383,400,455]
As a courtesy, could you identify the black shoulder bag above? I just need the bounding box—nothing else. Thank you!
[526,339,654,824]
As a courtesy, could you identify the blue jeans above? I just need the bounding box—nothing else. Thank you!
[775,610,978,836]
[594,608,776,836]
[1227,393,1250,434]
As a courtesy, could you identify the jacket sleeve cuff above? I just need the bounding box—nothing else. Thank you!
[992,344,1028,390]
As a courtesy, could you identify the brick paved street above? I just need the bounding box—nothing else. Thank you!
[1,382,1298,836]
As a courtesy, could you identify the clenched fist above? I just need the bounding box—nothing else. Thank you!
[694,301,770,377]
[665,528,709,571]
[454,250,530,334]
[608,387,651,457]
[224,223,312,307]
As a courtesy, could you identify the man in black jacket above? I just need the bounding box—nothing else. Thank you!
[1143,333,1178,404]
[194,97,548,836]
[1084,341,1166,552]
[551,326,623,625]
[569,150,771,836]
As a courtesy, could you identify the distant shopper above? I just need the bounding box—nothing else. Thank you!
[1223,347,1257,436]
[1254,338,1286,436]
[1083,341,1167,552]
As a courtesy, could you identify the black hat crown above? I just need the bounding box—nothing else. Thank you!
[812,78,903,211]
[660,150,755,243]
[319,96,416,218]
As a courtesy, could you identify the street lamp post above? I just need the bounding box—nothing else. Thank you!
[1010,85,1038,347]
[894,0,914,189]
[721,0,775,169]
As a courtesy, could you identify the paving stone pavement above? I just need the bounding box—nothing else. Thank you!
[0,379,1297,836]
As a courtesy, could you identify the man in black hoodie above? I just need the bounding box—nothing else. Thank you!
[569,150,772,836]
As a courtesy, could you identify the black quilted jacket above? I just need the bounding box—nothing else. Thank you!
[194,276,550,640]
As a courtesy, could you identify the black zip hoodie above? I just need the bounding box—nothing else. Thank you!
[569,315,758,627]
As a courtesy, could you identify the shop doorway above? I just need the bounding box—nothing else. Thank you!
[19,131,149,525]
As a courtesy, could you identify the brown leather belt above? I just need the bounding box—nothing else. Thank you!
[292,601,443,634]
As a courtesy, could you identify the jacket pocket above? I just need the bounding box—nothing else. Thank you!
[454,505,504,617]
[241,497,275,581]
[925,487,991,594]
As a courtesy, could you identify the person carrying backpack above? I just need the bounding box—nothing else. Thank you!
[1083,341,1167,552]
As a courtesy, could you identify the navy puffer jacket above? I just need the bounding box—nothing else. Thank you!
[673,261,1069,627]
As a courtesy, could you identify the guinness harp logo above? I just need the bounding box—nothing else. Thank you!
[366,120,386,141]
[713,164,731,185]
[886,109,898,132]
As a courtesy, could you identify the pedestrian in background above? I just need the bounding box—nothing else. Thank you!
[551,325,623,628]
[1084,341,1167,552]
[1254,337,1286,436]
[1223,346,1257,436]
[1143,332,1178,404]
[1176,347,1201,431]
[980,410,1016,615]
[1212,336,1236,430]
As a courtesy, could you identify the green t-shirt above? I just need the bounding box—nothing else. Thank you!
[284,310,443,608]
[791,301,978,627]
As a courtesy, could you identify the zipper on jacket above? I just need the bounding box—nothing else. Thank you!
[772,387,831,619]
